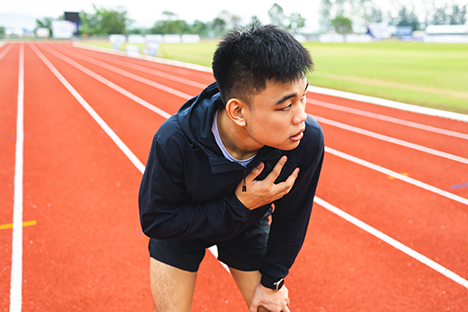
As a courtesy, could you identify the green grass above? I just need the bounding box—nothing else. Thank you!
[80,39,468,114]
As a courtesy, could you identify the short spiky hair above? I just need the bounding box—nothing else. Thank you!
[212,24,313,105]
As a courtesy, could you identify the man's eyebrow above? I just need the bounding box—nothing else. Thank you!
[274,81,309,105]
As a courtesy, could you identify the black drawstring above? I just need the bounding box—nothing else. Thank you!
[242,169,247,192]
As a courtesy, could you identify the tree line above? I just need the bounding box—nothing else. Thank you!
[322,0,466,34]
[33,3,305,37]
[34,1,467,37]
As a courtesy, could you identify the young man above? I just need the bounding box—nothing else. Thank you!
[139,24,324,312]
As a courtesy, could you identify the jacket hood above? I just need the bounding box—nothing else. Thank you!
[176,82,281,174]
[177,82,223,157]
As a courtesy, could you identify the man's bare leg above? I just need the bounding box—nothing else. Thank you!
[150,257,197,312]
[229,268,269,312]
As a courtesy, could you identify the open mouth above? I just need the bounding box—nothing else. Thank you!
[290,129,304,142]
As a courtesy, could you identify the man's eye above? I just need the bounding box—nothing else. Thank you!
[280,104,292,111]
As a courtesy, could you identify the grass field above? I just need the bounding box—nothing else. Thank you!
[80,39,468,114]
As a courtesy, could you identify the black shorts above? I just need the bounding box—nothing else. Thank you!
[149,215,270,272]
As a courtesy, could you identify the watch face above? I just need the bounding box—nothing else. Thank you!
[274,279,284,291]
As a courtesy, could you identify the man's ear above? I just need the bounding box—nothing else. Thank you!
[225,98,247,127]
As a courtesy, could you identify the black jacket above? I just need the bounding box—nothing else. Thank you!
[139,82,324,287]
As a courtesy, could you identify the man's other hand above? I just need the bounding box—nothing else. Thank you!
[250,283,290,312]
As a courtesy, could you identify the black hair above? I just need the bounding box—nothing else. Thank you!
[212,24,313,105]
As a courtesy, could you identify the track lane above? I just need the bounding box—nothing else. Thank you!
[2,42,464,310]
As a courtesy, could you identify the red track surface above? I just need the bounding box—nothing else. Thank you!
[1,42,467,311]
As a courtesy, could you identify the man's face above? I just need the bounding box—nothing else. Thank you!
[243,77,308,151]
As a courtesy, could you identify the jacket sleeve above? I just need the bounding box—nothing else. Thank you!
[139,133,252,240]
[259,120,325,288]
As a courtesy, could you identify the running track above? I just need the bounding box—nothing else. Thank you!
[1,42,467,311]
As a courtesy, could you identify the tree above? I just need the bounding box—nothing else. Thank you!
[151,11,190,34]
[365,6,383,23]
[319,0,333,32]
[450,5,466,25]
[432,4,450,25]
[210,17,227,36]
[288,13,306,33]
[80,5,129,36]
[249,15,262,25]
[330,15,353,34]
[396,6,420,30]
[162,11,177,21]
[268,3,307,33]
[191,20,208,36]
[268,3,287,28]
[98,6,128,34]
[319,0,378,32]
[230,14,243,29]
[35,17,53,36]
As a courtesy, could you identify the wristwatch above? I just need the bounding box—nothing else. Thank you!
[273,278,285,291]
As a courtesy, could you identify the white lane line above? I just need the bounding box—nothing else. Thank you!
[53,44,208,89]
[0,44,14,61]
[308,99,468,140]
[314,115,468,165]
[314,197,468,289]
[30,44,145,174]
[10,43,24,312]
[37,44,172,119]
[326,146,468,206]
[41,44,192,102]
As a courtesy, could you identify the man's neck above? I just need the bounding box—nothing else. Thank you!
[216,107,261,160]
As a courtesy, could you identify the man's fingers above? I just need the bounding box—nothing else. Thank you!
[249,303,260,312]
[275,167,299,196]
[264,156,288,183]
[284,167,300,186]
